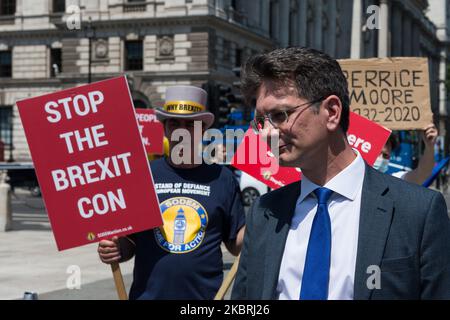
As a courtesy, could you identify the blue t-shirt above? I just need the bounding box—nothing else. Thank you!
[128,158,246,300]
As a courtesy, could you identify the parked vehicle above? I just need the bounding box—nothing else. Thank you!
[236,170,269,206]
[0,163,41,196]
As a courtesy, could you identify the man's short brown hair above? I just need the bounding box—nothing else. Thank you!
[241,47,350,133]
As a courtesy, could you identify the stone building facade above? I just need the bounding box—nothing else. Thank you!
[0,0,448,161]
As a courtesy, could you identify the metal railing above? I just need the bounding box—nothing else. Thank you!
[123,2,147,13]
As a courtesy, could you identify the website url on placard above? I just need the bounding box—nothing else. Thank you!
[98,225,133,238]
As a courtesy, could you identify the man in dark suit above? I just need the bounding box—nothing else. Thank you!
[231,47,450,300]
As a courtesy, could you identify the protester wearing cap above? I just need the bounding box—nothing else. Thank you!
[154,86,215,168]
[155,85,214,128]
[98,85,246,300]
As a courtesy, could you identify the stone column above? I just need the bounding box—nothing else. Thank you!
[439,50,448,117]
[0,172,12,232]
[298,0,307,46]
[411,22,421,56]
[216,0,225,18]
[351,0,362,58]
[327,0,336,57]
[279,0,290,47]
[402,13,412,56]
[314,0,323,50]
[378,0,390,57]
[260,0,270,34]
[273,1,280,42]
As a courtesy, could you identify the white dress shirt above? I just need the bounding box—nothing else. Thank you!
[277,150,365,300]
[392,170,408,179]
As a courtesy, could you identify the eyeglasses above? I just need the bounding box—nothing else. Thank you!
[250,97,325,134]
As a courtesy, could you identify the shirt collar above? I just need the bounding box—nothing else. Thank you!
[298,149,366,203]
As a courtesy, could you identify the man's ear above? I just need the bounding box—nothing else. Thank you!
[325,95,342,132]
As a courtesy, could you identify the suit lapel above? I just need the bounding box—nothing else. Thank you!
[261,181,301,299]
[353,165,394,300]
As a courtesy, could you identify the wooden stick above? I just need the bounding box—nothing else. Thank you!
[111,262,128,300]
[214,254,240,300]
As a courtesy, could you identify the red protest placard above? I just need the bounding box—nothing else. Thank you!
[231,128,301,190]
[347,112,391,165]
[231,112,391,189]
[17,76,162,251]
[135,108,164,155]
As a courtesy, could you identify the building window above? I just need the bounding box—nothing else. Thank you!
[0,0,15,15]
[53,0,66,13]
[235,48,242,67]
[289,0,298,45]
[133,99,148,109]
[125,40,143,71]
[50,48,62,77]
[223,40,231,63]
[124,0,146,12]
[0,51,12,78]
[269,0,276,38]
[0,106,13,148]
[306,1,314,47]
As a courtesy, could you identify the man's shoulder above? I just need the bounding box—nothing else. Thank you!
[367,165,439,200]
[257,181,300,209]
[245,182,300,235]
[254,167,443,214]
[365,166,445,224]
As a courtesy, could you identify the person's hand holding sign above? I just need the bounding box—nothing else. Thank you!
[423,123,438,149]
[98,237,122,264]
[98,236,135,264]
[398,123,438,185]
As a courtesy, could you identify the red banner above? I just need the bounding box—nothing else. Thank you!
[135,108,164,154]
[17,76,162,250]
[347,112,391,166]
[231,129,301,190]
[231,112,391,189]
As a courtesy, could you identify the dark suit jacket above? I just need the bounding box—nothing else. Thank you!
[231,164,450,299]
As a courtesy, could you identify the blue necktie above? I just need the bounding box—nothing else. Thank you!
[300,187,333,300]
